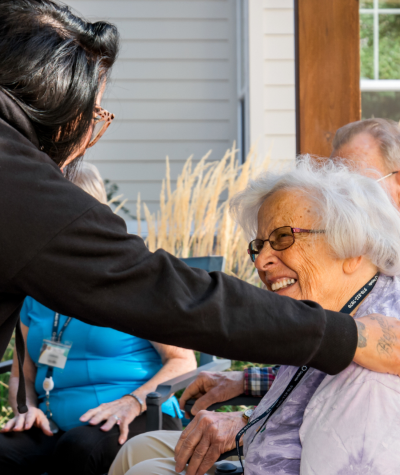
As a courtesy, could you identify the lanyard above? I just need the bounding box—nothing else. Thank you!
[235,273,379,471]
[51,312,72,343]
[45,313,72,379]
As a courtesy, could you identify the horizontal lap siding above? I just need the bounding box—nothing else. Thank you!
[263,1,296,162]
[67,0,237,215]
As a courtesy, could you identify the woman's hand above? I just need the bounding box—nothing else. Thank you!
[175,410,246,475]
[80,396,141,445]
[179,371,245,417]
[1,407,53,436]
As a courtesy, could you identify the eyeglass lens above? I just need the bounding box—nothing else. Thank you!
[90,119,106,144]
[249,226,295,262]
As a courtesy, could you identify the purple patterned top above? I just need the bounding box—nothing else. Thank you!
[243,274,400,475]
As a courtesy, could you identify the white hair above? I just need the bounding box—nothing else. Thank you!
[332,118,400,169]
[230,155,400,276]
[72,161,108,205]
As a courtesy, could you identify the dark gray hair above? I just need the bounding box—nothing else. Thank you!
[230,155,400,275]
[332,118,400,169]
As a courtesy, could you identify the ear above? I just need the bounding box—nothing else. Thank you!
[343,256,363,275]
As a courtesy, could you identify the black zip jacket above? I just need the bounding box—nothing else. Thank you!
[0,91,358,413]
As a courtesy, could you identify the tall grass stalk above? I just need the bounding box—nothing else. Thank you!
[138,146,270,285]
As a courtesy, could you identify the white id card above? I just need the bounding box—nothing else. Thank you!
[38,340,72,369]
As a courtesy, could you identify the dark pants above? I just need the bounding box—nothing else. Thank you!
[0,413,182,475]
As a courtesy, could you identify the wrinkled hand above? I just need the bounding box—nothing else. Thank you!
[175,410,246,475]
[1,407,53,436]
[80,396,140,444]
[179,371,245,417]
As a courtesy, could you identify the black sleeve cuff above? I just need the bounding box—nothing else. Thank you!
[307,310,358,375]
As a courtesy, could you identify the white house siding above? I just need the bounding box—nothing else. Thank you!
[66,0,239,215]
[249,0,296,164]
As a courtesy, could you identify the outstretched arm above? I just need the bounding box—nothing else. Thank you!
[354,314,400,376]
[12,203,357,376]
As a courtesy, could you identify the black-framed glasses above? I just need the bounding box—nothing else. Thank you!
[248,226,325,263]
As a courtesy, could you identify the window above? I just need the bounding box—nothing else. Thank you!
[360,0,400,120]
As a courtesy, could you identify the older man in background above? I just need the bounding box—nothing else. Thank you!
[331,118,400,208]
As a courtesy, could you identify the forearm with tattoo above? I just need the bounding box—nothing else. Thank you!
[354,314,400,377]
[370,315,397,357]
[356,320,367,348]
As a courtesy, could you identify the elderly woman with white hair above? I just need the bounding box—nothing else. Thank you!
[109,157,400,475]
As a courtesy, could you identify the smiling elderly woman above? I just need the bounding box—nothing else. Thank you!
[109,157,400,475]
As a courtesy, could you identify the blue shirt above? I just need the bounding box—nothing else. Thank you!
[21,297,181,431]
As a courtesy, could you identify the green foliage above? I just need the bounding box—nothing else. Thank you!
[360,12,400,80]
[360,14,374,79]
[379,14,400,79]
[0,338,14,426]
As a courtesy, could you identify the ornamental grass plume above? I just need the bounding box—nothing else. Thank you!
[138,145,270,286]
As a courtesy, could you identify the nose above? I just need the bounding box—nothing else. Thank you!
[254,242,278,270]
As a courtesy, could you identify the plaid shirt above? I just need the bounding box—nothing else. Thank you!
[243,365,280,397]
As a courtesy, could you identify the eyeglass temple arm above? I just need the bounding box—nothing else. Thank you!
[291,228,325,234]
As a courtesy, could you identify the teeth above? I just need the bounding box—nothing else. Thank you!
[271,279,296,291]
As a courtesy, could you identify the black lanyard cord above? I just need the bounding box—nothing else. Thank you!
[46,313,72,378]
[235,273,379,471]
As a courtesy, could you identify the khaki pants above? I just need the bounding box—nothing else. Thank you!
[108,430,241,475]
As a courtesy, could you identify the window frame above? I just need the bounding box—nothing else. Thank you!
[360,0,400,91]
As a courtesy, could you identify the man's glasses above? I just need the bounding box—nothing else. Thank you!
[376,171,398,182]
[87,106,115,148]
[248,226,325,263]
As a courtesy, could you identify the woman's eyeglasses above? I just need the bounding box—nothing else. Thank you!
[248,226,325,263]
[87,106,115,148]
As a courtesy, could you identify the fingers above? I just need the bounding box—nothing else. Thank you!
[190,389,221,416]
[193,445,222,475]
[184,437,212,475]
[179,379,205,410]
[23,410,37,430]
[12,414,27,432]
[100,414,119,432]
[118,420,129,445]
[79,407,100,423]
[1,416,18,432]
[37,413,53,436]
[175,419,203,472]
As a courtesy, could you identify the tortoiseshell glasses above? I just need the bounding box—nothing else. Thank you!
[87,106,115,148]
[248,226,325,263]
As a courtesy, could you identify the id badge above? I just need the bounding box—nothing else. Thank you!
[38,340,72,369]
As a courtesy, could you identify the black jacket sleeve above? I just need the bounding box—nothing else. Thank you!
[11,204,358,375]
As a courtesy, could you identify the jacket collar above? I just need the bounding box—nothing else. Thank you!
[0,89,40,149]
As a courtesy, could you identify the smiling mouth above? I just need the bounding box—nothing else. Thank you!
[271,278,296,292]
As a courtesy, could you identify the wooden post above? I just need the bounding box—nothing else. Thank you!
[295,0,361,157]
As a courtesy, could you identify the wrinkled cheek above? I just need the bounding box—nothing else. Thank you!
[295,250,321,300]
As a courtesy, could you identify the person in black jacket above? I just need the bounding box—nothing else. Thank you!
[0,0,364,418]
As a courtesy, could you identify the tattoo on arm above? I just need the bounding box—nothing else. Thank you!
[370,315,397,357]
[356,320,367,348]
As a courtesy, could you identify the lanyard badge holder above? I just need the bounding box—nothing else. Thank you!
[38,312,73,434]
[234,273,379,471]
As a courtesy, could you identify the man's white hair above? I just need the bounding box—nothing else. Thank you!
[332,118,400,169]
[72,161,108,204]
[230,155,400,275]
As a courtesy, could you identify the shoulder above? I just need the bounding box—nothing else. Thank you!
[0,131,99,285]
[357,274,400,320]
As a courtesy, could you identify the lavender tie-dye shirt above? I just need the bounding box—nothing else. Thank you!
[243,274,400,475]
